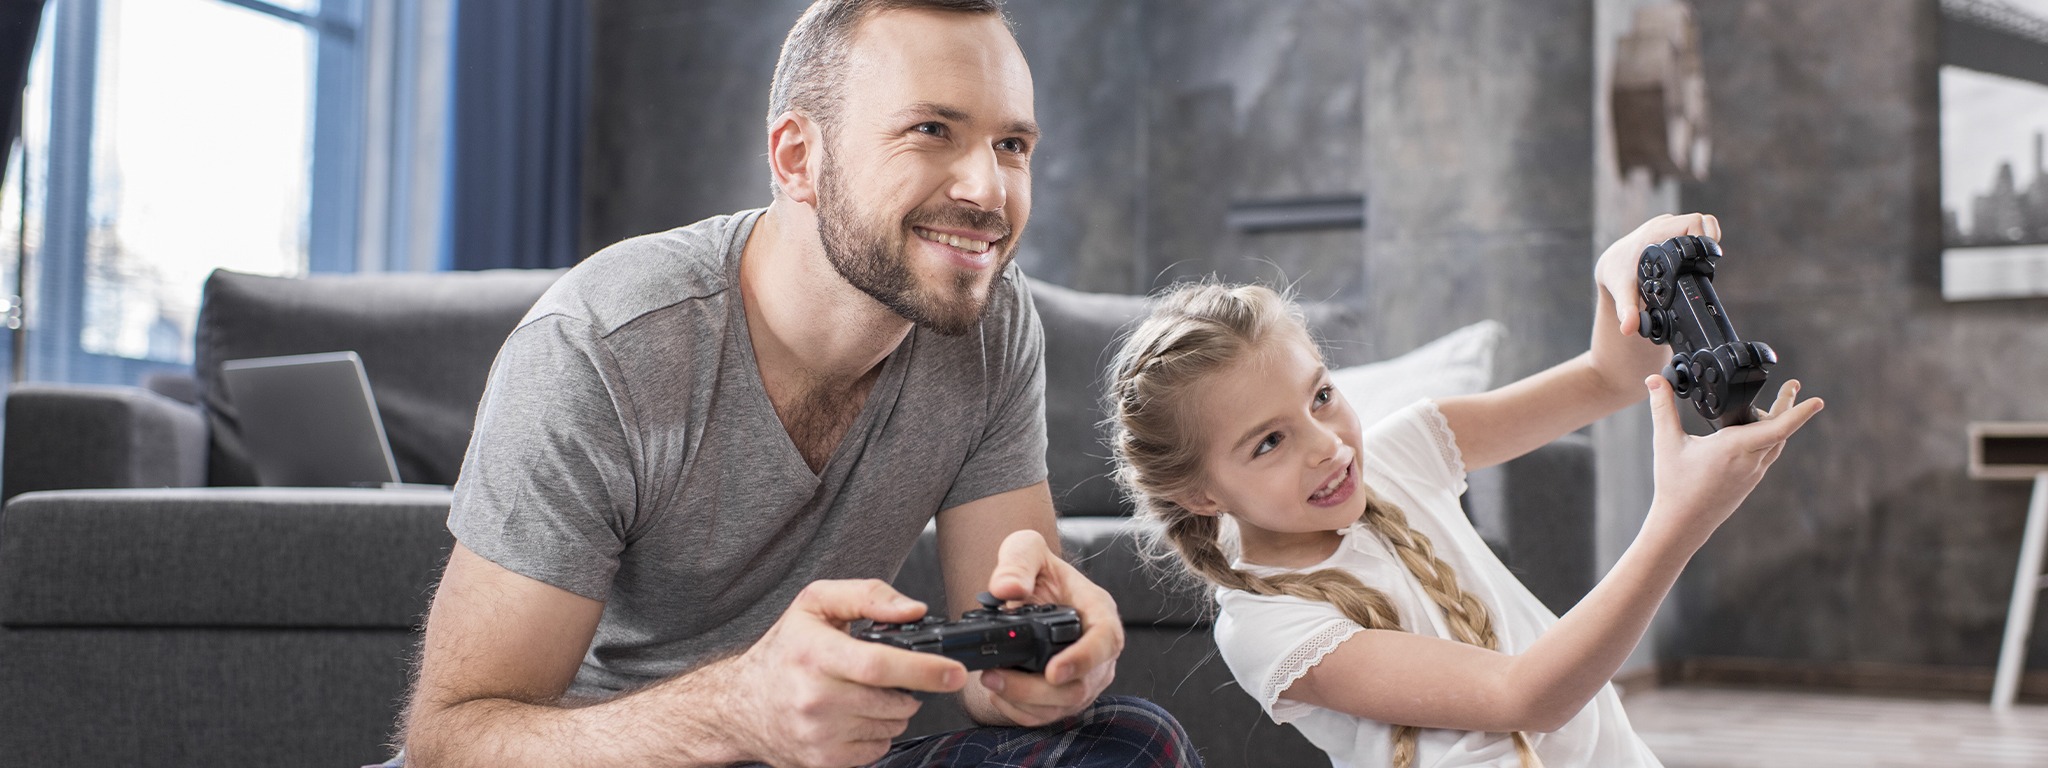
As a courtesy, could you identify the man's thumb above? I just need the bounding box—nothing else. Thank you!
[794,579,926,626]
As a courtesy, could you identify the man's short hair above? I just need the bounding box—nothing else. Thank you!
[766,0,1011,193]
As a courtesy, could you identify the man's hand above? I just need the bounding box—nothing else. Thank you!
[719,579,969,768]
[971,529,1124,727]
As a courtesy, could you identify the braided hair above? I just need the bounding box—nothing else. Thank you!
[1105,282,1539,768]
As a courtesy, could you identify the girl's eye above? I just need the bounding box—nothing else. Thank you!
[1253,432,1282,458]
[1313,385,1333,408]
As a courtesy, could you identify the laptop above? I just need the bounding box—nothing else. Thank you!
[220,351,406,488]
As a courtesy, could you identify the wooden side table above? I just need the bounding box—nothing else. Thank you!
[1969,422,2048,711]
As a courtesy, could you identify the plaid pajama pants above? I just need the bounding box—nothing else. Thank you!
[868,695,1200,768]
[369,695,1200,767]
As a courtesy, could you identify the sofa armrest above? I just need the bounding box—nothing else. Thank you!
[3,383,208,502]
[1465,433,1596,614]
[0,488,454,628]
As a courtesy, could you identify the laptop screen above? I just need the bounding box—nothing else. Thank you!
[221,351,402,488]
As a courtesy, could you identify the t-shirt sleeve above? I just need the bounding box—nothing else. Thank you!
[1360,399,1468,498]
[940,271,1050,510]
[1214,589,1367,725]
[447,313,640,601]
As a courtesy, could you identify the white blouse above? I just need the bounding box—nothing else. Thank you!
[1212,400,1664,767]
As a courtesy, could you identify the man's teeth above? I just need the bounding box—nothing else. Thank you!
[914,227,992,253]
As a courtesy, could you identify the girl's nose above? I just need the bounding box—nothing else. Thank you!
[1309,423,1351,467]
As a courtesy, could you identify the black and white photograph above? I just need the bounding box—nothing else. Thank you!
[1941,0,2048,299]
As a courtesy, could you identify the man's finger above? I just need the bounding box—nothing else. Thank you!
[980,667,1094,716]
[1704,213,1722,241]
[792,579,928,625]
[1044,621,1119,687]
[821,639,968,694]
[841,685,926,723]
[988,529,1053,602]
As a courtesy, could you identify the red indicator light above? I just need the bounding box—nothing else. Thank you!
[1008,630,1017,638]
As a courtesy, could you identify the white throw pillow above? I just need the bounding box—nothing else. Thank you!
[1330,320,1505,428]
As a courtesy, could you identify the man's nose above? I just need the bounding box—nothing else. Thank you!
[949,144,1006,212]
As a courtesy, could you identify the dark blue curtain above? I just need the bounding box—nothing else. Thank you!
[446,0,587,271]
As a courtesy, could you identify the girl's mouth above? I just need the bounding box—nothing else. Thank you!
[1307,460,1355,507]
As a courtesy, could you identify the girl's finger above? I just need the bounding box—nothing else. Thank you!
[1762,379,1801,419]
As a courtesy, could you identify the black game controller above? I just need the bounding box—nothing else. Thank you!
[851,592,1082,673]
[1634,235,1777,430]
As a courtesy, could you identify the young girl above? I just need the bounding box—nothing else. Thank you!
[1105,215,1823,767]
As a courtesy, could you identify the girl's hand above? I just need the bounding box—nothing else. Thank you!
[1645,375,1823,537]
[1591,213,1723,388]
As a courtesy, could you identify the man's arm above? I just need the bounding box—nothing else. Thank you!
[934,481,1124,727]
[401,544,749,767]
[403,544,965,768]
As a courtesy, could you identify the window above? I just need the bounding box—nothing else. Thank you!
[15,0,365,384]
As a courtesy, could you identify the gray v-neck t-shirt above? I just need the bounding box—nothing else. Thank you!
[448,209,1048,697]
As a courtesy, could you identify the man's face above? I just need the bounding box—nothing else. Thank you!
[812,9,1037,336]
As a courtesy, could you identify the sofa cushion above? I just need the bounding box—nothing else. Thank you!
[1028,279,1373,517]
[196,269,562,487]
[0,488,454,628]
[1332,319,1503,426]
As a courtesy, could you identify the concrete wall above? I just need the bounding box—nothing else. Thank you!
[1361,0,1596,384]
[582,0,1368,300]
[1668,0,2048,673]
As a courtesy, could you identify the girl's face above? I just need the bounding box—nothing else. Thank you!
[1178,335,1368,555]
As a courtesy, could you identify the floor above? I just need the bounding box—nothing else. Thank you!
[1624,686,2048,767]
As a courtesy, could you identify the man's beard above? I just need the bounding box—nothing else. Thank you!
[815,148,1015,337]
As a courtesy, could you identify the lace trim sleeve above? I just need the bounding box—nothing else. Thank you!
[1262,621,1366,722]
[1417,399,1467,479]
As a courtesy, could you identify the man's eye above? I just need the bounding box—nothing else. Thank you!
[996,137,1029,154]
[913,122,946,137]
[1253,432,1281,458]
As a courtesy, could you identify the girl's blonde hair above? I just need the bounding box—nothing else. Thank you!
[1104,282,1539,768]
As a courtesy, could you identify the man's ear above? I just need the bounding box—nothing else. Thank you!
[768,111,821,206]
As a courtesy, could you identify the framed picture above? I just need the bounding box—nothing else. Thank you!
[1940,0,2048,300]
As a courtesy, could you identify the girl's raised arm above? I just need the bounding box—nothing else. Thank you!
[1282,374,1821,732]
[1436,213,1722,471]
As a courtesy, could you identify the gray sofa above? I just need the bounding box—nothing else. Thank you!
[0,268,1593,767]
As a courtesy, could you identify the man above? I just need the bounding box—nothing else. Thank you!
[397,1,1196,767]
